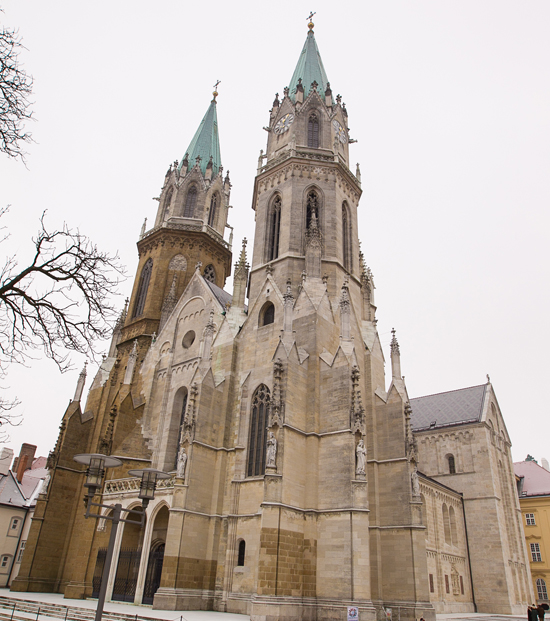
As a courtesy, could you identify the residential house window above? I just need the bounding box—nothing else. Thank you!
[1,556,9,568]
[16,541,26,563]
[526,513,536,526]
[531,543,542,562]
[537,578,548,600]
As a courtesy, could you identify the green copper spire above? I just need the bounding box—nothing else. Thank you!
[179,94,221,177]
[288,24,331,102]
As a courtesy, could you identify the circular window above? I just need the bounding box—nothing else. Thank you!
[182,330,195,349]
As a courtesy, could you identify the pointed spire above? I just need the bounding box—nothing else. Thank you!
[390,328,402,380]
[288,24,332,103]
[232,238,249,309]
[72,362,87,403]
[179,95,222,177]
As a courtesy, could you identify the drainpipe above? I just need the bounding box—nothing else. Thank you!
[461,496,477,612]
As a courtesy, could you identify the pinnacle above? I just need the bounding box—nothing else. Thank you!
[390,328,400,355]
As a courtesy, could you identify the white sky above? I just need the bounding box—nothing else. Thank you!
[0,1,549,465]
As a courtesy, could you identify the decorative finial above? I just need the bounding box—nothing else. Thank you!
[307,11,316,30]
[212,79,221,101]
[486,374,491,383]
[390,328,400,355]
[195,261,203,272]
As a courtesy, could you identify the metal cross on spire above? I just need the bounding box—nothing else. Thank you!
[213,79,221,90]
[307,11,316,21]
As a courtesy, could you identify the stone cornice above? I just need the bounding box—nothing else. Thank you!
[252,156,362,210]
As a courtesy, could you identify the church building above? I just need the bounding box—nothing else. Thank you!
[12,21,532,621]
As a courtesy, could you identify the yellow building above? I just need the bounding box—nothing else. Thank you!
[515,460,550,603]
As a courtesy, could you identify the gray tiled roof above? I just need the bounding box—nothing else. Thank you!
[410,384,487,431]
[206,280,232,309]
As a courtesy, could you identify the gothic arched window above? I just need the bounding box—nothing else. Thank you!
[163,187,173,219]
[308,112,320,148]
[342,202,351,271]
[247,384,270,477]
[306,190,319,231]
[184,186,197,218]
[203,264,216,283]
[237,540,246,566]
[208,193,218,227]
[448,454,456,474]
[267,195,281,262]
[259,302,275,327]
[132,258,153,318]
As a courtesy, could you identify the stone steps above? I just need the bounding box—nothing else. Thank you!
[0,597,162,621]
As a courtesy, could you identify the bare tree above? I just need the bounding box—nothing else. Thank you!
[0,15,33,161]
[0,207,125,417]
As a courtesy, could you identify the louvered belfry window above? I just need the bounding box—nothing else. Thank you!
[184,186,197,218]
[267,195,281,261]
[132,258,153,318]
[342,203,350,271]
[247,385,270,477]
[308,112,319,148]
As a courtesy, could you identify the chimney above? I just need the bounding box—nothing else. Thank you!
[16,455,28,483]
[542,458,550,472]
[13,443,36,480]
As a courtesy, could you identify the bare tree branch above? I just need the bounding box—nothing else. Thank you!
[0,15,34,161]
[0,208,125,381]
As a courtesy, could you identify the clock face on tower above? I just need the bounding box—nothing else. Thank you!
[332,120,347,144]
[274,113,295,134]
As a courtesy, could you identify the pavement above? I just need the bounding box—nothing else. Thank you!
[0,589,530,621]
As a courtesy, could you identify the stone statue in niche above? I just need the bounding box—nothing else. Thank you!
[356,438,366,475]
[411,464,420,497]
[266,432,277,468]
[176,446,188,479]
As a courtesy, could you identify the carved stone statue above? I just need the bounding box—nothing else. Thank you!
[266,432,277,468]
[356,438,366,475]
[176,446,188,479]
[411,465,420,497]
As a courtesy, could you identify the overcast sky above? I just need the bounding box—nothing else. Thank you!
[1,1,549,465]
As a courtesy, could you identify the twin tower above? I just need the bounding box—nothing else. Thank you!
[13,22,434,621]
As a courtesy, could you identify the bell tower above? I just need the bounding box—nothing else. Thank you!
[122,91,232,343]
[250,18,361,304]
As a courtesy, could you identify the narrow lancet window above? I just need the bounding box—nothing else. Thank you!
[308,112,319,148]
[342,202,351,271]
[208,193,218,227]
[132,258,153,318]
[247,385,270,477]
[184,186,197,218]
[267,195,281,261]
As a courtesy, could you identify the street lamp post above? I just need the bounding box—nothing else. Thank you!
[73,454,169,621]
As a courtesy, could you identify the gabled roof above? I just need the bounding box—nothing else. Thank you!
[514,460,550,497]
[410,384,487,432]
[206,279,232,309]
[288,29,332,102]
[179,98,221,177]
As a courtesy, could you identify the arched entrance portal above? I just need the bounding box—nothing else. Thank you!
[112,506,145,603]
[142,506,168,605]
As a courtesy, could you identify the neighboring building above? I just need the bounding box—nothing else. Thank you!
[514,460,550,603]
[0,446,48,587]
[412,384,533,613]
[12,21,531,621]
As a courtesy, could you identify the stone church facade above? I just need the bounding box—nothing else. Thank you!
[12,22,532,621]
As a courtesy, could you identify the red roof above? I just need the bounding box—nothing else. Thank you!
[514,460,550,497]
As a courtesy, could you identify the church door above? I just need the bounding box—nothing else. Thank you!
[142,543,165,605]
[112,548,141,602]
